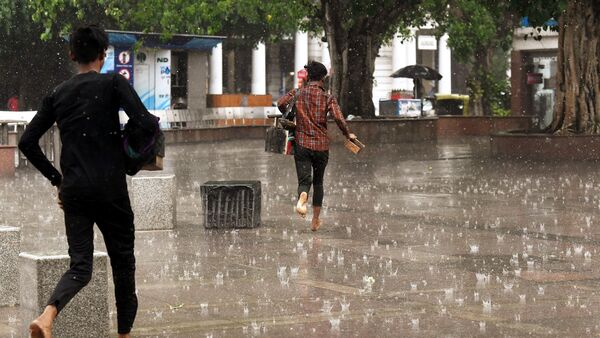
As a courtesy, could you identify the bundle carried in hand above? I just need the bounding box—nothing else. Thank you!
[122,114,165,174]
[344,138,365,154]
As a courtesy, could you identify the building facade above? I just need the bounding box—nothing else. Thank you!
[208,29,466,116]
[511,26,559,128]
[100,31,224,128]
[94,30,466,126]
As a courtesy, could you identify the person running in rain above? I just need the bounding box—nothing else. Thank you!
[277,61,356,231]
[19,25,148,338]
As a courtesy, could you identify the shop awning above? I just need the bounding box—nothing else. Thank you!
[68,30,224,51]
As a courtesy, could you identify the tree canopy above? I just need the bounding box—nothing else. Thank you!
[27,0,304,46]
[423,0,517,115]
[12,0,597,132]
[26,0,424,117]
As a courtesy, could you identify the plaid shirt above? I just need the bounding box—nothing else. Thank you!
[277,82,350,151]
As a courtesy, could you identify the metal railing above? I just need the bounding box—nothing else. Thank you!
[0,120,60,168]
[1,107,275,170]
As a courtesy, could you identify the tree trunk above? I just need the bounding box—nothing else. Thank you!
[338,34,379,118]
[468,65,484,116]
[325,33,379,118]
[469,47,494,116]
[318,0,422,118]
[551,0,600,134]
[322,1,378,118]
[323,0,345,109]
[480,47,495,116]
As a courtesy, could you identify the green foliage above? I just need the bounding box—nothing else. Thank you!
[489,72,512,117]
[26,0,307,47]
[0,0,18,33]
[492,103,511,117]
[423,0,515,114]
[507,0,565,28]
[425,0,515,62]
[25,0,426,49]
[24,0,120,40]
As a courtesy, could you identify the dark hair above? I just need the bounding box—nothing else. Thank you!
[69,25,109,64]
[305,61,328,81]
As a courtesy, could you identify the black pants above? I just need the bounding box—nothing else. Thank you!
[48,195,138,334]
[294,144,329,207]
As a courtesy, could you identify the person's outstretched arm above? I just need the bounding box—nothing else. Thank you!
[18,95,62,187]
[327,96,356,140]
[277,89,297,113]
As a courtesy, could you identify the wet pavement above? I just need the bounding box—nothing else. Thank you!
[2,137,600,337]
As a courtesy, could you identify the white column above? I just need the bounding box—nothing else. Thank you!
[294,31,309,86]
[209,43,223,95]
[406,29,417,65]
[392,33,417,91]
[392,34,405,90]
[321,41,331,70]
[438,34,452,94]
[251,42,267,95]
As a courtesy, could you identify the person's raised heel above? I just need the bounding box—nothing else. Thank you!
[295,192,308,218]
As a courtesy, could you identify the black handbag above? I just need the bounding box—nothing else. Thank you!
[280,90,300,130]
[265,90,300,155]
[265,125,289,154]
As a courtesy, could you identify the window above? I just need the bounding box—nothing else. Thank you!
[171,51,188,109]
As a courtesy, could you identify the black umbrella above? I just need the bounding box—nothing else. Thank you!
[390,65,442,81]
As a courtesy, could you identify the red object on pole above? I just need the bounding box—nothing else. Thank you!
[7,96,19,111]
[526,73,543,85]
[297,69,308,88]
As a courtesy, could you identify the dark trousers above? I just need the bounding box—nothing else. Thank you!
[48,195,138,334]
[294,144,329,207]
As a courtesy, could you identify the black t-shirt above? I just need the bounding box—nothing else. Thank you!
[19,72,153,200]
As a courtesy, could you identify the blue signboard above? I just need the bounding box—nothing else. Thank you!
[115,47,134,86]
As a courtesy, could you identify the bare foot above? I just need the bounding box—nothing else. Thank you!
[295,192,308,218]
[30,305,57,338]
[118,334,131,338]
[311,219,322,232]
[29,319,51,338]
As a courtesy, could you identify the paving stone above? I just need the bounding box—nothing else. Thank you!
[519,271,600,282]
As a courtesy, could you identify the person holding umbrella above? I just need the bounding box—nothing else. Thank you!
[390,64,442,99]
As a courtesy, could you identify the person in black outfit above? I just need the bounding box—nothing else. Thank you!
[19,25,150,338]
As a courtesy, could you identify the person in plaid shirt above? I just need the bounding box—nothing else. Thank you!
[277,61,357,231]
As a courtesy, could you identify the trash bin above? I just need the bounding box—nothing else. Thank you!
[200,181,262,229]
[435,94,469,116]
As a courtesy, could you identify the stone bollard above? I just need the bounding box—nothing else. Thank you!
[131,175,176,230]
[200,181,261,229]
[19,251,109,338]
[0,226,20,306]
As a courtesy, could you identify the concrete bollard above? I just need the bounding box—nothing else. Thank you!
[19,251,109,338]
[131,175,176,230]
[0,226,20,306]
[200,181,261,229]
